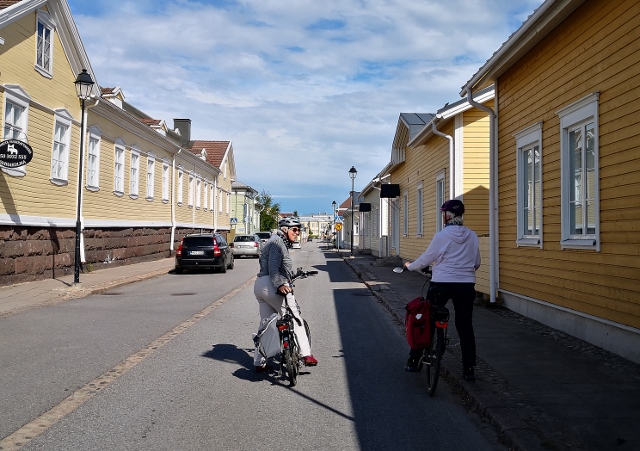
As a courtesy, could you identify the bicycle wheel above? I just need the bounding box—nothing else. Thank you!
[425,328,443,396]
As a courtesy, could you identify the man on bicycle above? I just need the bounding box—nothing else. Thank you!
[403,199,481,381]
[253,217,317,373]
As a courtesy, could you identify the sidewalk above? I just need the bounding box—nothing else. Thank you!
[2,251,640,450]
[338,248,640,451]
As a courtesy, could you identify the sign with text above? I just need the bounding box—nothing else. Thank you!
[0,139,33,168]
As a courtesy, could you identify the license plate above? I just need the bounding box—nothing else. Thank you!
[190,250,205,255]
[240,245,251,248]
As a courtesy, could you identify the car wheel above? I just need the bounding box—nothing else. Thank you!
[175,267,183,274]
[228,255,235,270]
[219,260,227,273]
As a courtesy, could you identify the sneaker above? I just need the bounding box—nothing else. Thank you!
[463,367,475,381]
[255,364,275,373]
[303,355,318,366]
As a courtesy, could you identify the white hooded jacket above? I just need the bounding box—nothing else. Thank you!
[407,225,481,283]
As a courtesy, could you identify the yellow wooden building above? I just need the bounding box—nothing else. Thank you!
[0,0,232,285]
[461,0,640,362]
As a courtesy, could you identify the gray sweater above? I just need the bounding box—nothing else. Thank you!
[257,232,293,289]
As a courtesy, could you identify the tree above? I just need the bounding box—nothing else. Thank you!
[256,190,280,231]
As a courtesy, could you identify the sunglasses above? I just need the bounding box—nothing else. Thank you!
[289,228,301,233]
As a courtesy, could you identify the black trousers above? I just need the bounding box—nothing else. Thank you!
[409,282,477,370]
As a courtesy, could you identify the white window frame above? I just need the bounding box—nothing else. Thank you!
[35,11,55,77]
[86,125,101,191]
[196,177,201,209]
[226,191,230,213]
[219,189,223,212]
[515,122,543,248]
[210,185,215,211]
[129,147,140,198]
[2,86,30,177]
[177,167,184,205]
[188,172,194,207]
[436,172,445,231]
[146,155,155,200]
[557,92,600,251]
[416,183,424,236]
[113,140,125,196]
[203,181,208,211]
[162,160,169,202]
[402,190,408,236]
[50,109,72,185]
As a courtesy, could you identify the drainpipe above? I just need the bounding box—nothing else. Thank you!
[432,118,455,198]
[170,148,182,252]
[465,89,498,303]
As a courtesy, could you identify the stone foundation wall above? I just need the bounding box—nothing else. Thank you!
[0,226,205,287]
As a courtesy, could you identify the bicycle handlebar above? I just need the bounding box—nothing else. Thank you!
[291,268,319,282]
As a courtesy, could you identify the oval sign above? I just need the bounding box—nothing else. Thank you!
[0,139,34,168]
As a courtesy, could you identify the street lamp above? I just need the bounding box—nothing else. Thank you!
[349,166,357,257]
[332,200,337,249]
[73,69,95,284]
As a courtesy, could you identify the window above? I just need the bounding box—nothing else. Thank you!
[146,156,155,200]
[130,148,140,198]
[86,126,101,191]
[402,191,408,236]
[203,181,208,211]
[210,185,215,210]
[436,172,445,231]
[196,178,201,209]
[35,11,54,77]
[3,86,30,176]
[188,173,194,207]
[162,160,169,202]
[114,141,125,195]
[219,189,223,212]
[50,109,72,184]
[416,183,424,236]
[557,92,600,250]
[515,122,543,247]
[177,168,184,205]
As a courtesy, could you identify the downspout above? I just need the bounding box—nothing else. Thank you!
[432,118,455,198]
[170,148,182,252]
[465,89,498,304]
[79,99,100,264]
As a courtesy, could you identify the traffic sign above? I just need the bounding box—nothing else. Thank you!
[335,224,342,231]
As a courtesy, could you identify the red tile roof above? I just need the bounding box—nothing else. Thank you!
[188,140,230,169]
[0,1,21,9]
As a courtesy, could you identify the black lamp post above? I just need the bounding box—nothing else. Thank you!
[332,200,337,249]
[73,69,95,284]
[349,166,357,257]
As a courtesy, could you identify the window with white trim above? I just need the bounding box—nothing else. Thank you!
[3,86,30,177]
[210,185,215,210]
[219,189,223,212]
[416,183,424,236]
[226,192,230,213]
[129,148,140,198]
[146,156,155,200]
[177,168,184,205]
[35,11,54,77]
[86,126,101,191]
[50,110,72,184]
[114,142,125,195]
[162,160,169,202]
[436,172,445,231]
[515,122,543,247]
[557,92,600,250]
[196,178,201,209]
[402,191,408,236]
[188,173,194,207]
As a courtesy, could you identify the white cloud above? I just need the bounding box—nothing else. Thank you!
[68,0,543,213]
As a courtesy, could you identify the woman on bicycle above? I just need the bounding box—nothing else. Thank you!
[403,199,481,381]
[253,217,317,373]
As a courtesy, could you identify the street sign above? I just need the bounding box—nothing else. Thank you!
[335,224,342,231]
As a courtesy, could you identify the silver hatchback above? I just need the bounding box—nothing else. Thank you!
[231,234,262,258]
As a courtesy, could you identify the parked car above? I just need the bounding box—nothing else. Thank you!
[174,233,234,274]
[231,234,263,258]
[255,231,272,244]
[291,240,301,249]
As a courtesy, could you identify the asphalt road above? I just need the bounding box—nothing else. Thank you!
[1,244,505,450]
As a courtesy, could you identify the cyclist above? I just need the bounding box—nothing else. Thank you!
[253,217,318,373]
[403,199,481,381]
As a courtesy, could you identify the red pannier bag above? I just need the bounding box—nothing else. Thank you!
[405,296,431,349]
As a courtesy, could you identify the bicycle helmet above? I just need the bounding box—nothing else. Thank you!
[440,199,465,216]
[278,217,301,228]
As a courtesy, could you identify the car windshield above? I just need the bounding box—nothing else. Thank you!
[234,236,256,242]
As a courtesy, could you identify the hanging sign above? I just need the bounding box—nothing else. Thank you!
[0,139,33,168]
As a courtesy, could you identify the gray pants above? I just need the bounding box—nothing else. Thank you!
[253,275,312,366]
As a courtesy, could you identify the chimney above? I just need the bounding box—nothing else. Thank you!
[173,119,191,147]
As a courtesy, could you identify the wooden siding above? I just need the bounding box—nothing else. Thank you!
[462,109,490,236]
[496,0,640,328]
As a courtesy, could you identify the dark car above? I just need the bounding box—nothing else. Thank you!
[255,231,272,244]
[175,233,234,274]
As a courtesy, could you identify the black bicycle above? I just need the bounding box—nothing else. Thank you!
[422,288,451,396]
[277,268,317,387]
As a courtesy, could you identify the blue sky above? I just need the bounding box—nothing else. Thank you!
[67,0,544,214]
